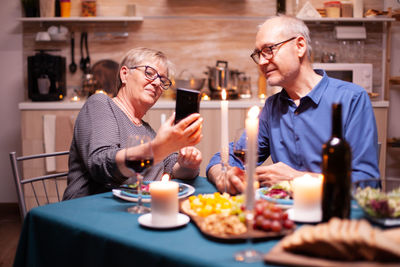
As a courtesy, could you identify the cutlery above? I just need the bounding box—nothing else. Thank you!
[69,32,77,73]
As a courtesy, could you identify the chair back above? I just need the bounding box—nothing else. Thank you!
[9,151,69,220]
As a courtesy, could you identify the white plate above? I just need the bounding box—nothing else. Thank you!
[365,214,400,227]
[112,183,195,203]
[287,208,321,223]
[138,213,190,229]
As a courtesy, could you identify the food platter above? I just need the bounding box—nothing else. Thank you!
[112,182,195,203]
[179,199,294,242]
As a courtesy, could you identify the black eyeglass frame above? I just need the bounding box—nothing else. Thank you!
[129,65,172,90]
[250,37,297,64]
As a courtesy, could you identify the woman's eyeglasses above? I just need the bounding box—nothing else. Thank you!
[250,37,297,64]
[129,65,172,90]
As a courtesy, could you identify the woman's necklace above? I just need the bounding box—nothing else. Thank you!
[113,97,142,126]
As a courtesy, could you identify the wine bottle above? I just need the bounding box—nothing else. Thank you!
[277,0,286,14]
[321,103,352,222]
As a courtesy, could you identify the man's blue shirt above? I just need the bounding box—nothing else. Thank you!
[206,70,380,182]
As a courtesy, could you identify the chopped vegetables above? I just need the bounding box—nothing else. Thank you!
[260,181,293,200]
[354,186,400,218]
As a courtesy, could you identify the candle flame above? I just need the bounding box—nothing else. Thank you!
[202,94,210,101]
[221,89,227,101]
[247,106,260,119]
[161,173,170,182]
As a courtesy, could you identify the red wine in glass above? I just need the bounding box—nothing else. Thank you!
[233,149,247,164]
[125,135,153,214]
[125,158,154,173]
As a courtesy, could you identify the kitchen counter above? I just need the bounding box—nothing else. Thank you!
[18,99,389,110]
[18,98,389,179]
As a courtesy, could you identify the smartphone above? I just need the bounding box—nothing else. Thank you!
[174,88,201,124]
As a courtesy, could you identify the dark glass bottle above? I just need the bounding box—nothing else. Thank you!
[321,103,352,222]
[277,0,286,14]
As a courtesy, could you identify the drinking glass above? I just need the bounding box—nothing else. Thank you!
[233,128,247,165]
[125,135,153,214]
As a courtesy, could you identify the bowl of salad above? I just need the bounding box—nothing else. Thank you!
[257,181,293,206]
[353,178,400,226]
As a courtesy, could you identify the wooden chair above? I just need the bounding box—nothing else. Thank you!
[9,151,69,220]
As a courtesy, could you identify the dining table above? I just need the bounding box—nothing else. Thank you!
[13,176,365,267]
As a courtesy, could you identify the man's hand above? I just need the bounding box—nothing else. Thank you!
[208,165,246,195]
[255,162,304,187]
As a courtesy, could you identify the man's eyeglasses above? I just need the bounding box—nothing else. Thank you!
[250,37,297,64]
[129,65,172,90]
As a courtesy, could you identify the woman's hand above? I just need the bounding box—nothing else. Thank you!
[177,146,202,170]
[172,146,202,179]
[152,113,203,163]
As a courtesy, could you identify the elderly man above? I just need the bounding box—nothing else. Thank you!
[206,15,379,194]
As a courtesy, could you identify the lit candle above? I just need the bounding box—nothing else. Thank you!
[221,89,229,165]
[292,174,323,222]
[149,174,179,226]
[245,106,260,210]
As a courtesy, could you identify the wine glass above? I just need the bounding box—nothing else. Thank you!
[233,128,247,165]
[125,135,153,214]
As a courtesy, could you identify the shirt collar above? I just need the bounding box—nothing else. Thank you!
[279,69,327,105]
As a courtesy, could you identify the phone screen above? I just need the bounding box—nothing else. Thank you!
[174,88,200,124]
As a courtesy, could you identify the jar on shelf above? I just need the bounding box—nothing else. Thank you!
[81,0,96,17]
[324,1,341,18]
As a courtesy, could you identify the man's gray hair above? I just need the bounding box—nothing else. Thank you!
[259,15,312,59]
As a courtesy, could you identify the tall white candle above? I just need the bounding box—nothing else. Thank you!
[221,89,229,165]
[245,106,260,210]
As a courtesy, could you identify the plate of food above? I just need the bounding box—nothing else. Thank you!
[180,193,295,242]
[353,178,400,227]
[257,181,293,206]
[112,181,195,203]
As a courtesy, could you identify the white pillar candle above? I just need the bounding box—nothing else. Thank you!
[292,174,323,222]
[149,176,179,226]
[244,106,260,210]
[221,89,229,165]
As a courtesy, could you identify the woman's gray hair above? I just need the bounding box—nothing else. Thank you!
[260,15,312,59]
[116,47,174,91]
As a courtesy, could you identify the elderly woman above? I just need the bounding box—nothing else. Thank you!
[63,47,203,200]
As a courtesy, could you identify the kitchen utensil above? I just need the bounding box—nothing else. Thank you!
[205,60,240,99]
[216,60,228,90]
[69,32,77,73]
[79,32,85,72]
[84,32,91,73]
[174,69,205,91]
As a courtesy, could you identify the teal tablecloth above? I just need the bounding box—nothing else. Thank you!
[13,177,364,267]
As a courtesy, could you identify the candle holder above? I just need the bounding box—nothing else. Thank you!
[234,207,262,262]
[234,105,262,262]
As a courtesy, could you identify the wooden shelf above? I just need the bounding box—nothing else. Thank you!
[18,16,394,23]
[302,17,395,22]
[390,76,400,85]
[18,16,143,22]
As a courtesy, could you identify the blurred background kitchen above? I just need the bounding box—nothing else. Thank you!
[1,0,399,206]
